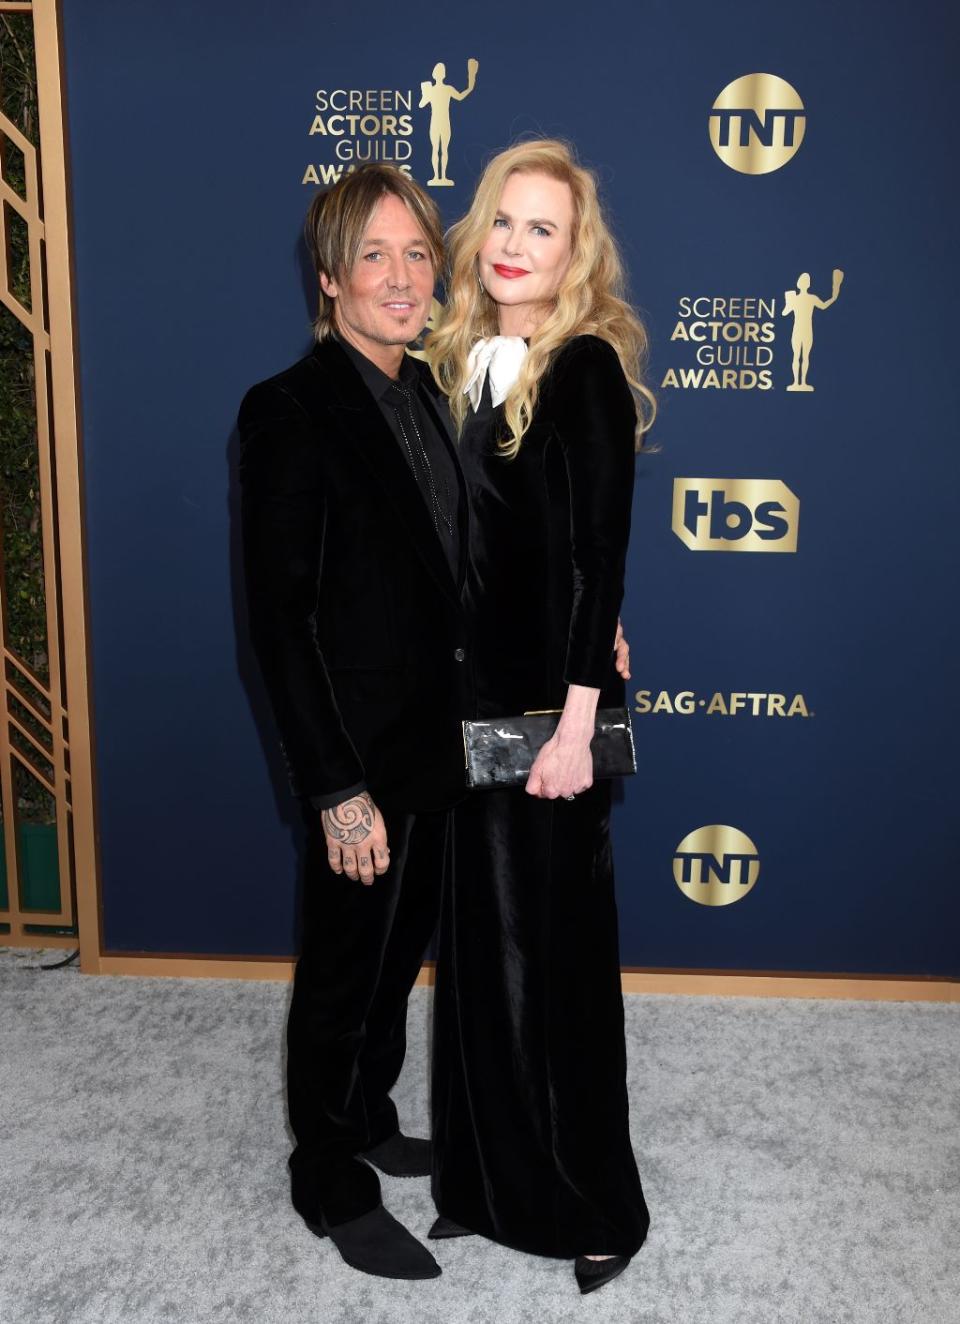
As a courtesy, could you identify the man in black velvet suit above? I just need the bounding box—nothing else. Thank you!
[239,166,472,1280]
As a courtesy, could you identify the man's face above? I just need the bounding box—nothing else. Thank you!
[320,193,435,361]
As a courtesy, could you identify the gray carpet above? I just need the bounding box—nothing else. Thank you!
[1,947,957,1324]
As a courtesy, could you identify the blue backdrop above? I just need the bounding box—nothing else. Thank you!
[61,0,960,973]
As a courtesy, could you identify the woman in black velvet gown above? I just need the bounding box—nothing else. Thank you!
[426,140,656,1294]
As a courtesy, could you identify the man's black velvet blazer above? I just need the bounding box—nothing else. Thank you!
[238,338,473,815]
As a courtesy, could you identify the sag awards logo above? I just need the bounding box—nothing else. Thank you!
[635,690,812,718]
[302,58,478,188]
[672,478,799,553]
[709,74,805,175]
[784,270,844,391]
[673,826,760,907]
[660,270,844,393]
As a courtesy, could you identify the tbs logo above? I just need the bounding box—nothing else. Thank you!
[672,478,799,553]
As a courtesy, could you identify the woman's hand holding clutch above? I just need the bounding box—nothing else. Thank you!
[525,684,599,800]
[525,732,594,799]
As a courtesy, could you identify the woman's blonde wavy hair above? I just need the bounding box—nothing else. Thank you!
[427,139,656,458]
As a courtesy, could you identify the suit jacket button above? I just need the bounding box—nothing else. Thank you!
[453,648,466,662]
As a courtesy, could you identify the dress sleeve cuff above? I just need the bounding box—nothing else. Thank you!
[307,780,368,812]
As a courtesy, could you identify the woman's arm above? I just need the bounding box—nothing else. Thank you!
[526,338,637,799]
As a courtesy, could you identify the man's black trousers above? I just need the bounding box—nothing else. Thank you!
[286,805,448,1223]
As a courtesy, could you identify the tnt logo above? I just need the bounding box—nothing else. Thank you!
[672,478,799,553]
[709,74,805,174]
[673,826,760,907]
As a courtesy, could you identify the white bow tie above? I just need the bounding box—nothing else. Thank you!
[464,336,528,411]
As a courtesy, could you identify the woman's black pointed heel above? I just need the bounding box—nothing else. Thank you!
[428,1214,474,1239]
[574,1254,631,1295]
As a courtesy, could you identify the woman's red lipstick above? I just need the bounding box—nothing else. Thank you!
[493,264,529,279]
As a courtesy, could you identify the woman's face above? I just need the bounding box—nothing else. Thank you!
[477,171,575,335]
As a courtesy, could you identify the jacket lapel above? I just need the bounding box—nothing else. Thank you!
[418,376,469,593]
[305,340,462,606]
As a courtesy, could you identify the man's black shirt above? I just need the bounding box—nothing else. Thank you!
[337,336,460,578]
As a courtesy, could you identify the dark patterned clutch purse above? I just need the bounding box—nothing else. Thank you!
[462,707,636,790]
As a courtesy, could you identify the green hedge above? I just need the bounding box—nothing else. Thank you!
[2,17,53,827]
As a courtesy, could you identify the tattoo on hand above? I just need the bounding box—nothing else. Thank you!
[323,792,375,845]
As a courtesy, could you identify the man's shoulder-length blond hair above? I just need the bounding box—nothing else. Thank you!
[426,139,656,457]
[305,164,444,340]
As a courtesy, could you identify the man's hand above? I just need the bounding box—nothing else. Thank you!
[614,618,631,680]
[321,792,389,886]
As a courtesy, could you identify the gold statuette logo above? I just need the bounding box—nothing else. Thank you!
[783,270,844,391]
[672,478,799,553]
[709,74,805,174]
[420,58,478,187]
[673,826,760,906]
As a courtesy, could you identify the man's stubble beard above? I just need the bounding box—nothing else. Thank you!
[374,308,424,345]
[369,323,425,348]
[340,311,425,349]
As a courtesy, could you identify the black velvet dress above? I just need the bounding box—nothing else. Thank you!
[431,336,650,1258]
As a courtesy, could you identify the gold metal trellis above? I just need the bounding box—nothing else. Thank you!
[0,0,99,967]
